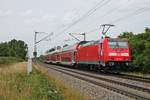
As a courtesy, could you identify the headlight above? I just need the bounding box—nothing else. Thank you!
[109,53,117,56]
[121,53,129,56]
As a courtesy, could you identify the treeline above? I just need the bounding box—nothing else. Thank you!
[0,39,28,60]
[119,28,150,73]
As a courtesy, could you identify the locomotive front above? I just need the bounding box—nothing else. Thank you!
[106,38,131,68]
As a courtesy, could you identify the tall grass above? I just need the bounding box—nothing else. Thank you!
[0,57,23,65]
[34,63,88,100]
[0,62,87,100]
[0,62,63,100]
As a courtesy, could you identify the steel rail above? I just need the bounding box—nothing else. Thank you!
[45,64,150,93]
[114,73,150,83]
[39,63,150,100]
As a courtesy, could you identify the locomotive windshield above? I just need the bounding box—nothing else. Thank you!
[108,41,128,48]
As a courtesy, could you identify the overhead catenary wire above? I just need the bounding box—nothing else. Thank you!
[110,7,150,23]
[50,0,150,47]
[86,7,150,34]
[73,0,131,34]
[36,32,53,45]
[84,0,133,33]
[54,0,112,37]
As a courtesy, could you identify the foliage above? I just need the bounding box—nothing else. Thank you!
[0,39,28,59]
[118,28,150,73]
[37,55,46,62]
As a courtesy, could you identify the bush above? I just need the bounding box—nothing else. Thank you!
[118,28,150,73]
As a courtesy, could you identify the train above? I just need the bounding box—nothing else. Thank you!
[44,36,131,71]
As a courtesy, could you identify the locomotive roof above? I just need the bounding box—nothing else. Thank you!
[45,49,61,55]
[107,38,128,42]
[79,40,99,46]
[62,43,78,51]
[61,40,99,51]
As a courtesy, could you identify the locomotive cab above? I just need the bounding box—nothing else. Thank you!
[107,38,131,67]
[99,38,131,70]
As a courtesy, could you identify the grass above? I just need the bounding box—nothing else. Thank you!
[0,57,23,65]
[34,63,88,100]
[0,62,63,100]
[0,62,87,100]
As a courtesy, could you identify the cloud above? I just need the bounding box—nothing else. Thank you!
[0,10,13,16]
[41,15,56,22]
[24,17,39,24]
[62,11,79,24]
[20,10,33,16]
[24,14,56,24]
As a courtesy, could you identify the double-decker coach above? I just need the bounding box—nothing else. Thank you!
[45,37,131,71]
[45,24,131,71]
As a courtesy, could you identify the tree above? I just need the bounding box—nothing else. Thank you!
[0,39,28,59]
[118,28,150,73]
[118,32,134,39]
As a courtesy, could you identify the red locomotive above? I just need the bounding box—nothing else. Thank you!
[45,24,131,71]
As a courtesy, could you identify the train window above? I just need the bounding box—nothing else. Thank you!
[79,41,89,45]
[79,40,98,47]
[93,40,99,44]
[108,41,128,48]
[118,42,128,48]
[100,43,103,56]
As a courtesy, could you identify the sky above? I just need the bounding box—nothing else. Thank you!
[0,0,150,56]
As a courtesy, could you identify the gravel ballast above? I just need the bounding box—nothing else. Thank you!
[41,64,134,100]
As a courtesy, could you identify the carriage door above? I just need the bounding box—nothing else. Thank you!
[100,43,104,60]
[72,51,75,63]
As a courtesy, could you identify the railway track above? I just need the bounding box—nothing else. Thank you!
[41,63,150,100]
[74,68,150,84]
[114,73,150,83]
[50,66,150,93]
[71,67,150,84]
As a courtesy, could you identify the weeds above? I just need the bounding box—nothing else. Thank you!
[0,57,23,65]
[0,62,63,100]
[0,62,86,100]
